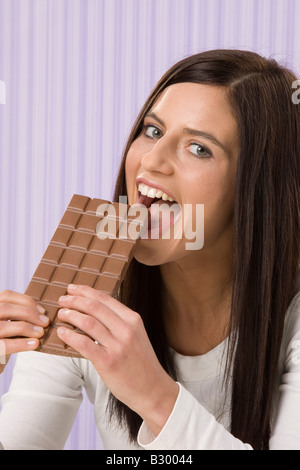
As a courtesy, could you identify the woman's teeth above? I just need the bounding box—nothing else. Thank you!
[138,183,175,202]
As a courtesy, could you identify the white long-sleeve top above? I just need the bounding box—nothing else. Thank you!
[1,290,300,450]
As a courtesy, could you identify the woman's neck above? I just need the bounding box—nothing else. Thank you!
[160,253,232,356]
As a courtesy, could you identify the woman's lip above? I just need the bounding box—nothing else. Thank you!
[135,177,177,203]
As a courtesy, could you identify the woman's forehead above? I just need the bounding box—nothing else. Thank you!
[148,83,239,156]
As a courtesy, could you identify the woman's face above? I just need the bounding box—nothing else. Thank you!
[125,82,239,266]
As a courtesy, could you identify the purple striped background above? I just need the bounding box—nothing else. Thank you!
[0,0,299,450]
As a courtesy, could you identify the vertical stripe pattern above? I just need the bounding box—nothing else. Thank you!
[0,0,299,450]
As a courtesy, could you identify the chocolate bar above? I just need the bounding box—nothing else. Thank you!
[24,194,148,358]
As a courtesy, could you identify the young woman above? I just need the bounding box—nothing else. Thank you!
[0,49,300,450]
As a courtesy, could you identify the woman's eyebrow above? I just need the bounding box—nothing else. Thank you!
[145,111,165,128]
[145,111,226,152]
[182,128,227,152]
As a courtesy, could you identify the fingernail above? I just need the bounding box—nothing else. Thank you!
[33,326,43,333]
[58,308,70,316]
[37,305,46,314]
[68,284,77,290]
[27,339,38,346]
[39,315,49,324]
[57,327,65,335]
[59,295,69,302]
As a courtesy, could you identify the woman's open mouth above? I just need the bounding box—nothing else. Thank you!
[136,182,181,239]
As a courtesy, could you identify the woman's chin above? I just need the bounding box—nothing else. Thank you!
[133,238,185,266]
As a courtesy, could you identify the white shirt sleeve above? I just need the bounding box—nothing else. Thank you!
[137,382,253,450]
[0,351,84,450]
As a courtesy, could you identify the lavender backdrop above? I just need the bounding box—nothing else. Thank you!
[0,0,299,450]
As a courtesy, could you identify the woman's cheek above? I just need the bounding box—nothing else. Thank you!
[125,147,141,203]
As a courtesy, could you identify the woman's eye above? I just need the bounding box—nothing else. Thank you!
[143,125,162,139]
[188,143,212,158]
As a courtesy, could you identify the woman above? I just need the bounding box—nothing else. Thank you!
[0,49,300,450]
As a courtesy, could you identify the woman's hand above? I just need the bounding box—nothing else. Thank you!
[0,289,50,372]
[57,284,179,435]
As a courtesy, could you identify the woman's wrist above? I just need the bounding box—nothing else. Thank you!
[138,379,180,437]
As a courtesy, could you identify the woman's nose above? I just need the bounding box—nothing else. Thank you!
[141,137,174,174]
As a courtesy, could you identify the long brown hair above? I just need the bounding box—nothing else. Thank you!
[108,49,300,449]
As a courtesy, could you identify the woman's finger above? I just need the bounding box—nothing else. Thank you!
[56,327,102,361]
[0,289,43,311]
[57,308,111,346]
[66,284,136,321]
[58,294,124,334]
[0,320,45,339]
[0,302,49,327]
[0,337,40,356]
